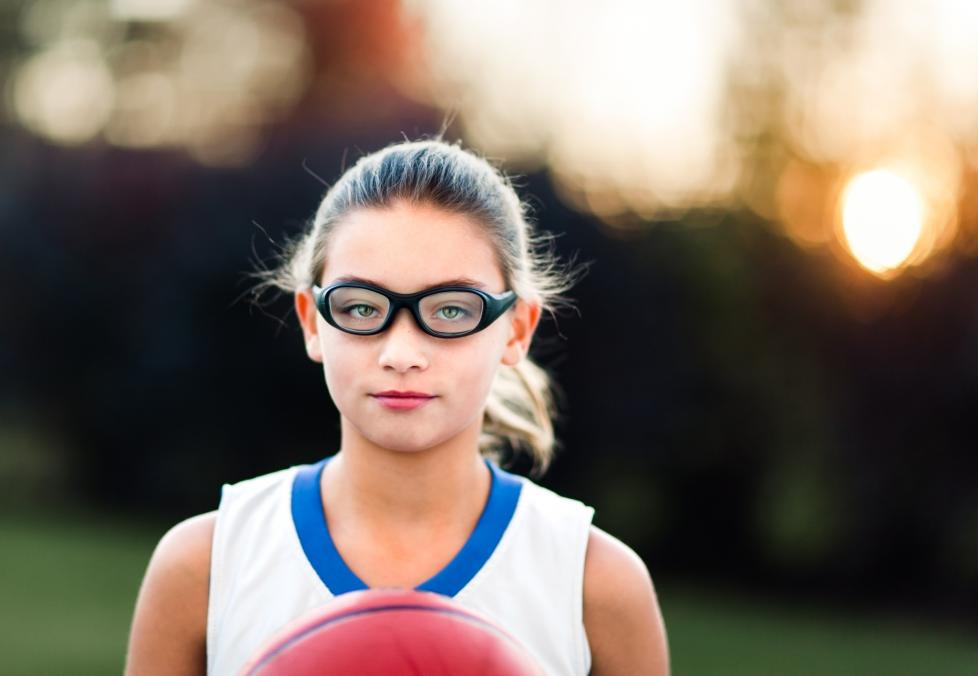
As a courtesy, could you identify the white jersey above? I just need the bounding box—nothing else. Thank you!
[206,456,595,675]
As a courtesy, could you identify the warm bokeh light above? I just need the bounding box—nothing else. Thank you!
[775,160,840,249]
[109,0,195,22]
[775,126,962,274]
[6,0,978,263]
[398,0,978,263]
[841,170,924,275]
[400,0,741,221]
[7,0,311,167]
[12,39,115,145]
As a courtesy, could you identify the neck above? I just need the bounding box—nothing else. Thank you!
[323,417,491,528]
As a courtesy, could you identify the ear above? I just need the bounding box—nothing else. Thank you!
[294,287,324,363]
[501,298,542,366]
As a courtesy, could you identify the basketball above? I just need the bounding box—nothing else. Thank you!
[238,588,545,675]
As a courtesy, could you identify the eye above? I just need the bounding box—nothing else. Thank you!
[435,305,469,320]
[345,304,380,318]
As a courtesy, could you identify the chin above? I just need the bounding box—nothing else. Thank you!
[365,429,447,454]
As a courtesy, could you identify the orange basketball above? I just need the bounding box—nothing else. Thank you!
[238,588,544,675]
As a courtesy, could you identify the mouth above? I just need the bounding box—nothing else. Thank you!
[371,390,436,399]
[370,391,436,411]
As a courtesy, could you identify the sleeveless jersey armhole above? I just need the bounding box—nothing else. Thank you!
[206,482,233,675]
[577,505,596,675]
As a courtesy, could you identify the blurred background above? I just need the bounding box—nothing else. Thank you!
[1,0,977,673]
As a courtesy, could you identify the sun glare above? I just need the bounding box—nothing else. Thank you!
[840,170,925,275]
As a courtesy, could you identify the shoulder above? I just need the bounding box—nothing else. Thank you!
[137,511,216,608]
[125,511,216,676]
[162,510,216,571]
[147,511,216,586]
[583,525,670,676]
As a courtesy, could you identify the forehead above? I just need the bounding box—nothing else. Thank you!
[320,201,506,292]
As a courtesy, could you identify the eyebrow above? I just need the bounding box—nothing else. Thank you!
[330,275,489,291]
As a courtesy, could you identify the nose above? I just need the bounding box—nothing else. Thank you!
[377,308,430,373]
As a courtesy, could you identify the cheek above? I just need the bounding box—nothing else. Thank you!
[318,335,362,399]
[451,336,508,402]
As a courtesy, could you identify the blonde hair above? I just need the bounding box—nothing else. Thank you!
[251,139,587,474]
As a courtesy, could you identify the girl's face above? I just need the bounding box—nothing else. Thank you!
[294,200,541,455]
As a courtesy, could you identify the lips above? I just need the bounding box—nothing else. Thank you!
[370,391,436,411]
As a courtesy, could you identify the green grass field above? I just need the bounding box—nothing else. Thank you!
[1,512,976,675]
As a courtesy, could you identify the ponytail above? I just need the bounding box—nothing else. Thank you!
[481,357,559,475]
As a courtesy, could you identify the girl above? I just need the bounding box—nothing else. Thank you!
[125,139,669,675]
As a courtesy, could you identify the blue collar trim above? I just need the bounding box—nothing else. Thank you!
[291,456,523,597]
